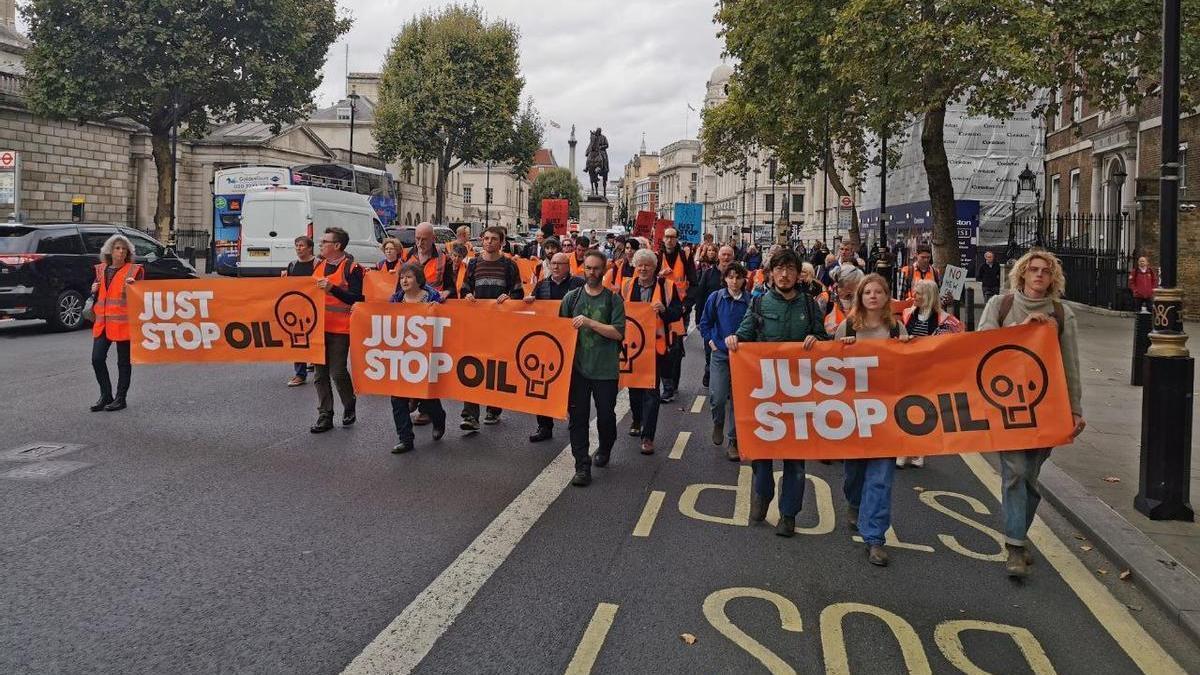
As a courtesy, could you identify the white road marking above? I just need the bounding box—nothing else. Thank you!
[565,603,620,674]
[342,392,631,675]
[690,395,706,413]
[632,491,667,538]
[668,431,691,460]
[960,452,1184,674]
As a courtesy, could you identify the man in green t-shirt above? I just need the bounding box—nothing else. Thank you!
[559,250,626,486]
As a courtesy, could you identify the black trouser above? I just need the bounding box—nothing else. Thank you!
[535,415,554,433]
[315,333,355,418]
[629,353,669,439]
[390,397,447,444]
[663,342,684,395]
[568,371,618,471]
[92,336,131,399]
[462,402,501,420]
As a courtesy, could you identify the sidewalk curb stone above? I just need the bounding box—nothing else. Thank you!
[1039,459,1200,641]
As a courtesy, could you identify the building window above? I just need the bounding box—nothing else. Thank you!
[336,107,351,121]
[485,187,493,204]
[1049,174,1061,215]
[792,194,804,213]
[1181,143,1190,195]
[1068,170,1080,214]
[764,194,774,213]
[463,186,472,204]
[1071,95,1082,123]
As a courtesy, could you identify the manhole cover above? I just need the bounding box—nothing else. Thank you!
[0,443,83,462]
[0,460,92,481]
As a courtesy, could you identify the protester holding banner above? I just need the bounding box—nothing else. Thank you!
[450,244,470,297]
[460,226,526,431]
[311,227,364,433]
[895,278,964,470]
[385,263,449,453]
[694,244,736,389]
[89,234,145,412]
[623,248,684,454]
[698,262,749,462]
[979,250,1085,578]
[560,251,626,486]
[833,273,911,566]
[283,235,317,387]
[525,252,585,443]
[404,223,458,299]
[726,248,828,537]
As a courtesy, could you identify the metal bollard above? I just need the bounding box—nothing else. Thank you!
[1131,308,1153,386]
[966,288,977,332]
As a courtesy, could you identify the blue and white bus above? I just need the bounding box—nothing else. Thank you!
[212,166,291,275]
[291,163,398,227]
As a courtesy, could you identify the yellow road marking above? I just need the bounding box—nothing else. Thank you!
[960,452,1184,674]
[632,491,667,538]
[668,431,691,460]
[564,602,620,675]
[690,395,706,413]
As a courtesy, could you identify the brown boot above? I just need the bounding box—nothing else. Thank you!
[725,440,740,462]
[1005,544,1029,578]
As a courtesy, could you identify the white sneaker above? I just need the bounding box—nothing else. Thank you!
[910,456,925,468]
[895,457,909,468]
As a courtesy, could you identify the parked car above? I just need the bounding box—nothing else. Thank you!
[383,225,456,249]
[0,222,197,331]
[237,185,385,276]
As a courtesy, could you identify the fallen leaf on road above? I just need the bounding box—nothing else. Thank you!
[1080,545,1093,552]
[1097,568,1109,575]
[1102,476,1121,483]
[1126,604,1143,612]
[1091,368,1103,373]
[913,486,925,493]
[1074,535,1087,541]
[680,633,697,645]
[1120,570,1132,581]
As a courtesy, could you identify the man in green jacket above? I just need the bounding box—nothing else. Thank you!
[725,248,830,537]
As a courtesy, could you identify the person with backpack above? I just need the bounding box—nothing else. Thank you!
[979,249,1085,578]
[622,248,685,455]
[834,273,912,566]
[524,252,585,444]
[725,248,829,538]
[460,226,526,432]
[561,250,626,486]
[698,261,750,462]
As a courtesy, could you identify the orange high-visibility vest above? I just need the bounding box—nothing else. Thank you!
[903,265,940,299]
[824,301,850,334]
[659,248,690,294]
[92,262,143,341]
[568,252,587,277]
[605,261,633,291]
[313,257,359,334]
[622,277,685,355]
[404,246,450,292]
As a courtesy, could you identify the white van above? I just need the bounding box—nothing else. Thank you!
[237,185,385,276]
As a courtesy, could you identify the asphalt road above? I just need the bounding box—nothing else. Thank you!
[2,317,1198,674]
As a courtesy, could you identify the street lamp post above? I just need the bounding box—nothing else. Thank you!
[347,93,360,168]
[1008,164,1037,261]
[1137,0,1194,521]
[703,189,708,238]
[753,166,761,247]
[484,161,492,227]
[741,171,747,245]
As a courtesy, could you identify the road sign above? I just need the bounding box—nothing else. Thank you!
[0,151,15,170]
[942,264,967,301]
[839,195,853,209]
[838,208,852,228]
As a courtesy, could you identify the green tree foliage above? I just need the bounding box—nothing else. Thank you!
[22,0,349,239]
[529,168,581,220]
[375,5,541,224]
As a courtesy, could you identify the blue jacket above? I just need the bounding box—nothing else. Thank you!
[699,288,750,353]
[390,284,443,304]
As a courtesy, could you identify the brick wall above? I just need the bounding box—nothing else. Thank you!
[0,105,136,224]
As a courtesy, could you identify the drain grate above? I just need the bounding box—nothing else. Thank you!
[0,460,93,481]
[0,442,84,462]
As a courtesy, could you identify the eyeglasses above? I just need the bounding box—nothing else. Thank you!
[319,239,336,245]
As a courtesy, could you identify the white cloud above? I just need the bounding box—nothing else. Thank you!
[317,0,726,184]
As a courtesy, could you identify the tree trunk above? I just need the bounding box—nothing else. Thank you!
[825,156,861,249]
[435,158,449,225]
[921,103,957,269]
[150,130,174,241]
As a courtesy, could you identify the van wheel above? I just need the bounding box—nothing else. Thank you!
[48,289,86,331]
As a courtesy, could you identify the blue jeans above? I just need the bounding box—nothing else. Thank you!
[293,362,307,378]
[998,448,1052,546]
[390,397,446,444]
[752,460,806,518]
[843,458,896,547]
[708,350,736,442]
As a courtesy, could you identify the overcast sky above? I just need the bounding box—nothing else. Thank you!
[316,0,727,184]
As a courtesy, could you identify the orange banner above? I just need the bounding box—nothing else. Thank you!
[729,324,1075,460]
[515,257,540,297]
[363,269,397,303]
[348,301,578,418]
[127,277,326,364]
[503,299,655,389]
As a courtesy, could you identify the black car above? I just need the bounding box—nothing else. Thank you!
[0,222,198,331]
